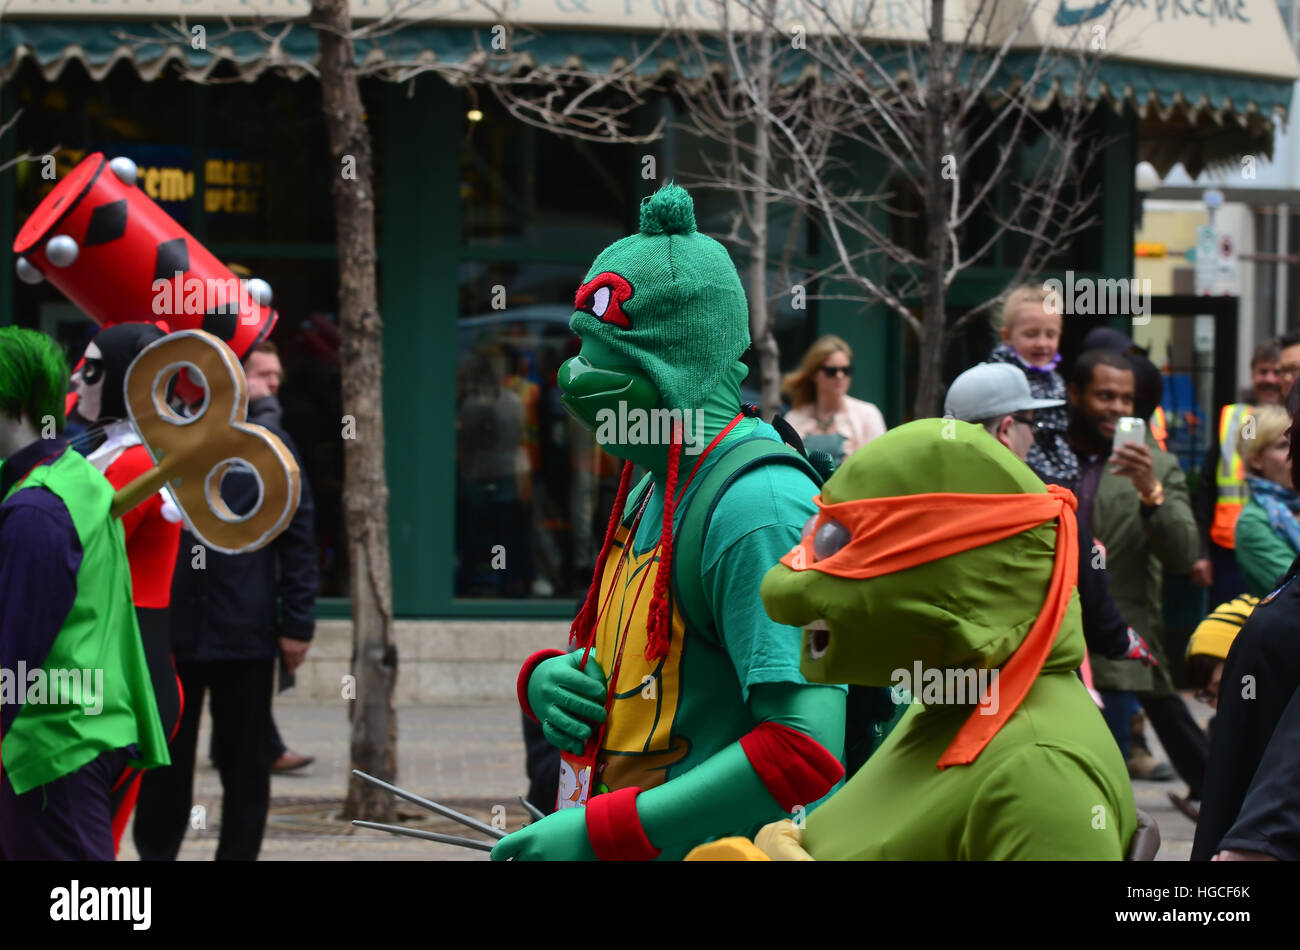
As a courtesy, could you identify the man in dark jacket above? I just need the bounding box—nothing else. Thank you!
[1193,383,1300,861]
[133,344,318,861]
[1068,349,1206,806]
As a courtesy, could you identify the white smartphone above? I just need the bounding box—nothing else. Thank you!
[1112,416,1146,454]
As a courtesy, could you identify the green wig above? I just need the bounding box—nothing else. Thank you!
[0,326,68,435]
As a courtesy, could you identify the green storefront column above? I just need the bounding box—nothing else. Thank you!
[1101,108,1138,336]
[381,76,460,617]
[0,82,14,326]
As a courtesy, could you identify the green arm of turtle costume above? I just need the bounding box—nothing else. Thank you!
[491,672,845,861]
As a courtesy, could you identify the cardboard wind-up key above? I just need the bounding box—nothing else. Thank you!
[111,329,301,554]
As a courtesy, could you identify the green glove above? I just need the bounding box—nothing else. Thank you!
[490,805,596,861]
[634,682,846,853]
[526,650,608,755]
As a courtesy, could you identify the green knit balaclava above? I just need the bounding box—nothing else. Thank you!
[569,183,750,413]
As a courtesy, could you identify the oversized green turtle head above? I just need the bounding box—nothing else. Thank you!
[760,418,1083,687]
[557,183,750,467]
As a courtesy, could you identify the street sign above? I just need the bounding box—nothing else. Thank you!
[1194,225,1238,295]
[1194,225,1216,295]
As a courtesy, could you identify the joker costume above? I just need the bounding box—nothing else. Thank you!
[0,327,168,860]
[742,419,1137,859]
[492,184,847,861]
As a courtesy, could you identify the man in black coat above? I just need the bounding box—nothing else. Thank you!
[1192,382,1300,861]
[134,343,319,861]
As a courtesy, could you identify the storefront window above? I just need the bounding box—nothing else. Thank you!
[461,99,633,250]
[233,259,347,599]
[455,260,625,599]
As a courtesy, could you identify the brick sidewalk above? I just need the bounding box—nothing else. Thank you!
[119,698,530,861]
[117,691,1203,861]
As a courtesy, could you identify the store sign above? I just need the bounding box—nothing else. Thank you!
[7,0,1298,80]
[44,147,263,223]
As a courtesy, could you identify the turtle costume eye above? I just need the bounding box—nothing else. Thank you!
[813,519,851,561]
[574,272,634,328]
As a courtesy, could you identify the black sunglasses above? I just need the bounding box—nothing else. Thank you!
[820,365,853,378]
[1011,413,1044,431]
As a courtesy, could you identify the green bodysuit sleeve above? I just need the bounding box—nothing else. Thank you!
[635,681,846,854]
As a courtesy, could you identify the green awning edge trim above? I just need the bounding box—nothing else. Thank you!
[2,19,1293,120]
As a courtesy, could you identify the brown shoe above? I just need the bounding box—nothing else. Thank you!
[272,750,315,773]
[1168,792,1200,822]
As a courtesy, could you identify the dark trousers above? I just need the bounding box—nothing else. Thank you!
[133,658,275,861]
[1099,690,1141,760]
[0,747,131,860]
[1141,692,1210,800]
[1209,541,1247,606]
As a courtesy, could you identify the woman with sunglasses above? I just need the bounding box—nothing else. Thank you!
[781,335,886,467]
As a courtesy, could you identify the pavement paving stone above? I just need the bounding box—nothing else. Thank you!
[117,689,1209,861]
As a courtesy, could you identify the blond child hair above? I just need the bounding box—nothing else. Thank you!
[998,283,1059,336]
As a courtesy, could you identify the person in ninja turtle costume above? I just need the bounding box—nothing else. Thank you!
[702,418,1139,860]
[491,183,849,862]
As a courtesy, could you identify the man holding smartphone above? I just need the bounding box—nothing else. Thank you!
[1067,348,1206,817]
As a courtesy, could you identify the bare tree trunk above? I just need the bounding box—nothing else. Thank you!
[311,0,398,823]
[916,0,950,420]
[750,5,781,421]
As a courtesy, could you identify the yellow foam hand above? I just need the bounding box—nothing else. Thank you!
[683,837,771,861]
[755,819,815,861]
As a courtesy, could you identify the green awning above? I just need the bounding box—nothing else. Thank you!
[3,19,1292,177]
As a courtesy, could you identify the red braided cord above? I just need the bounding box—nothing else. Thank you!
[645,425,682,661]
[569,460,635,650]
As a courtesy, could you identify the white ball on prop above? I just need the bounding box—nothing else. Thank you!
[15,256,44,284]
[45,235,79,267]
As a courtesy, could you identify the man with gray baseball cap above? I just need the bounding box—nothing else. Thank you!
[944,361,1156,668]
[945,362,1065,462]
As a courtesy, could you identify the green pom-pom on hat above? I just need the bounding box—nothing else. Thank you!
[639,182,696,236]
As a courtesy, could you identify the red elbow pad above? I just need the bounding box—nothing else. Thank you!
[517,649,566,723]
[740,721,845,812]
[585,786,660,861]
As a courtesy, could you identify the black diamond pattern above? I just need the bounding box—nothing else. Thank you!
[83,199,127,247]
[202,309,238,342]
[154,238,189,282]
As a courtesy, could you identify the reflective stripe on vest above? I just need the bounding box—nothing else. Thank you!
[1210,404,1252,549]
[1151,406,1168,451]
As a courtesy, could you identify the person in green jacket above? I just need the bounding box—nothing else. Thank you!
[735,418,1137,859]
[1233,403,1299,596]
[0,327,167,860]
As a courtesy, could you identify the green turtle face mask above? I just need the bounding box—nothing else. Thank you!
[559,338,709,468]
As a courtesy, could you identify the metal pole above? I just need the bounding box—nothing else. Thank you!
[351,820,495,852]
[352,769,506,840]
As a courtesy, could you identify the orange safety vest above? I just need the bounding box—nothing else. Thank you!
[1151,405,1168,451]
[1209,404,1252,549]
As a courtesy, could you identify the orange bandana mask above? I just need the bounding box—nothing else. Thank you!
[779,484,1079,768]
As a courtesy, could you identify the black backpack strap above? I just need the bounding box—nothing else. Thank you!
[672,436,821,645]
